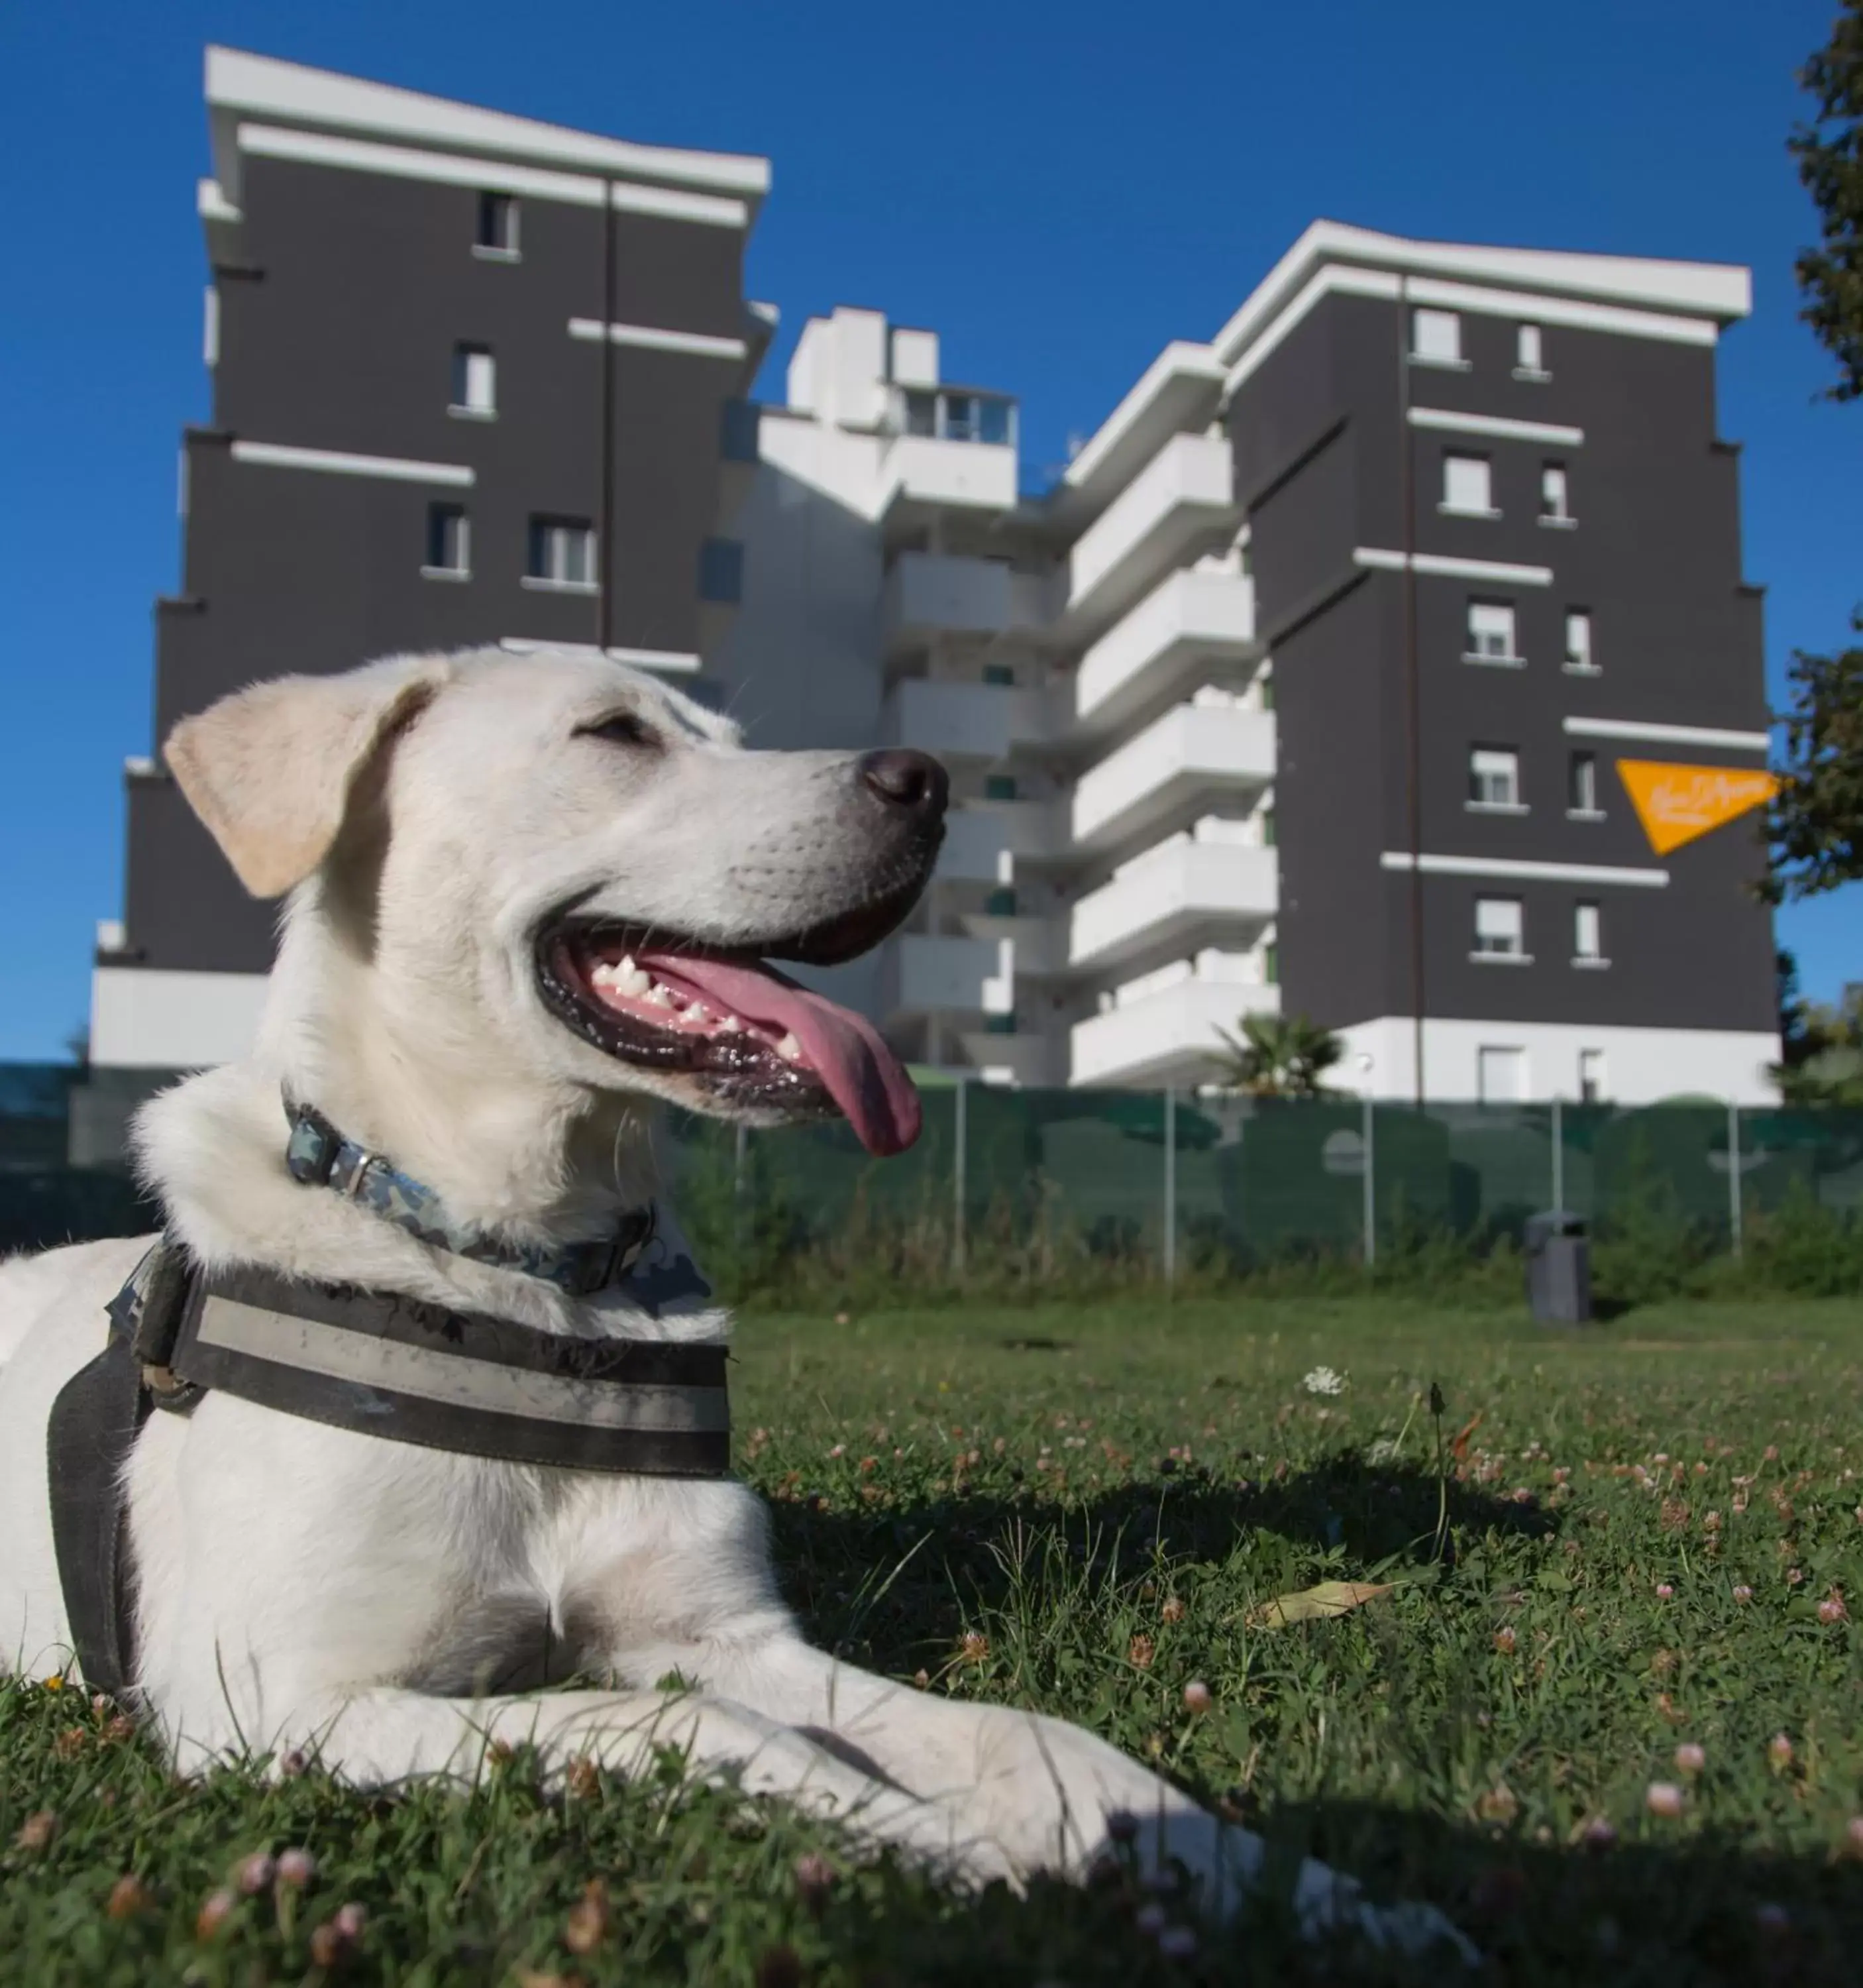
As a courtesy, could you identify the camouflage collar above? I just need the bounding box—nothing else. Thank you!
[282,1098,656,1297]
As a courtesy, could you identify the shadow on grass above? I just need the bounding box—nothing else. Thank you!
[765,1458,1554,1671]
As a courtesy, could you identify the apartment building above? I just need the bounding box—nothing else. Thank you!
[91,47,769,1068]
[714,228,1778,1103]
[92,52,1779,1105]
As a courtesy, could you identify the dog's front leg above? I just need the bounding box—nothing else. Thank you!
[166,1682,1016,1887]
[635,1635,1470,1957]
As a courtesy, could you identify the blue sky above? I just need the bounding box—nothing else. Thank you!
[1,0,1858,1060]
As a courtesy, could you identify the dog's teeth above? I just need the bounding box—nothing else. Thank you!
[591,962,617,987]
[776,1032,802,1062]
[687,1003,708,1023]
[618,967,650,995]
[644,984,673,1007]
[618,955,637,974]
[717,1014,741,1034]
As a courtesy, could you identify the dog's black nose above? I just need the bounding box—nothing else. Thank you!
[859,749,948,819]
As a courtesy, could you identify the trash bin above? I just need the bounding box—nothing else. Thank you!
[1524,1210,1591,1325]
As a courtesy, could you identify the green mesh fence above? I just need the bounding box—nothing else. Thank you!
[4,1062,1860,1273]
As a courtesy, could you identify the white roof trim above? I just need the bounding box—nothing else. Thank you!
[500,639,702,675]
[1354,547,1554,587]
[1563,716,1771,752]
[1214,219,1749,368]
[206,46,770,199]
[1381,851,1670,888]
[197,177,243,226]
[240,123,604,208]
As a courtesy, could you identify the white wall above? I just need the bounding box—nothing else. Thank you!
[91,967,270,1068]
[1337,1015,1781,1104]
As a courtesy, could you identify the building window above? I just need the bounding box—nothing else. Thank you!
[1478,1045,1527,1102]
[984,773,1018,801]
[1473,897,1526,960]
[1568,751,1601,818]
[982,663,1016,687]
[1515,323,1548,380]
[1411,308,1464,366]
[1578,1048,1607,1102]
[1564,609,1597,673]
[1442,453,1495,517]
[1469,746,1522,810]
[476,192,519,257]
[1259,806,1277,848]
[1540,462,1575,525]
[1573,901,1605,966]
[1262,941,1279,985]
[423,504,470,579]
[451,344,496,417]
[985,886,1017,916]
[525,517,596,590]
[895,386,1016,447]
[985,1013,1018,1035]
[1465,600,1518,663]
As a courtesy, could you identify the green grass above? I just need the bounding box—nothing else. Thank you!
[6,1294,1863,1985]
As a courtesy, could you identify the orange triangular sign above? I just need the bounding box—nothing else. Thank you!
[1616,760,1778,857]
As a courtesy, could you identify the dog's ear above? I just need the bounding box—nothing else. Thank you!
[164,655,454,898]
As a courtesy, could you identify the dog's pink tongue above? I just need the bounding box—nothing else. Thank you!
[638,952,922,1156]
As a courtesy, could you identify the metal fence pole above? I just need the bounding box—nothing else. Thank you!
[1361,1092,1377,1266]
[1728,1099,1743,1258]
[1550,1095,1564,1212]
[1163,1085,1177,1287]
[952,1077,967,1277]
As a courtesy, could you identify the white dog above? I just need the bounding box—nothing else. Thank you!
[0,648,1462,1954]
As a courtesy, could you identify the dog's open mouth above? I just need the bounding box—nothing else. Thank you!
[537,914,922,1156]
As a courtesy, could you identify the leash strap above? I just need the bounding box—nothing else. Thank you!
[284,1100,655,1296]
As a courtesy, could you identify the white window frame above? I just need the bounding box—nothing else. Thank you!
[421,503,470,582]
[1468,746,1523,812]
[1540,461,1575,527]
[1578,1048,1607,1103]
[1411,308,1465,369]
[1473,897,1528,964]
[1464,600,1520,665]
[450,345,497,419]
[524,517,597,593]
[1514,323,1549,381]
[474,191,521,261]
[1441,453,1497,518]
[1573,900,1607,967]
[1568,750,1602,820]
[1564,609,1597,674]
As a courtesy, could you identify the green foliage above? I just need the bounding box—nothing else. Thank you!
[1763,620,1863,906]
[1791,0,1863,401]
[1210,1013,1345,1097]
[7,1295,1863,1983]
[1773,964,1863,1105]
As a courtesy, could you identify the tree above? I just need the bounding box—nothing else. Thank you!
[1771,952,1863,1104]
[1791,0,1863,401]
[1212,1012,1342,1097]
[1762,617,1863,902]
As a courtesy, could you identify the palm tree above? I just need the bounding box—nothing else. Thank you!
[1212,1012,1344,1097]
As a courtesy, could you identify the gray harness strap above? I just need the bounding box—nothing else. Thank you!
[46,1244,730,1700]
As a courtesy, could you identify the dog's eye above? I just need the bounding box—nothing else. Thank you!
[578,712,659,750]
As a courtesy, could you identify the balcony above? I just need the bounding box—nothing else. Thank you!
[1071,977,1281,1088]
[879,435,1018,537]
[880,551,1051,661]
[697,536,743,653]
[1069,840,1277,969]
[1063,433,1238,645]
[1074,569,1259,738]
[934,802,1069,883]
[1071,703,1275,849]
[882,678,1052,762]
[879,933,1011,1018]
[717,398,759,523]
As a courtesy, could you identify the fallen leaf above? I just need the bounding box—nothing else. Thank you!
[1452,1412,1485,1461]
[1247,1580,1397,1629]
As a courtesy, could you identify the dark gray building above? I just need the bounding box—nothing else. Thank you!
[91,47,768,1068]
